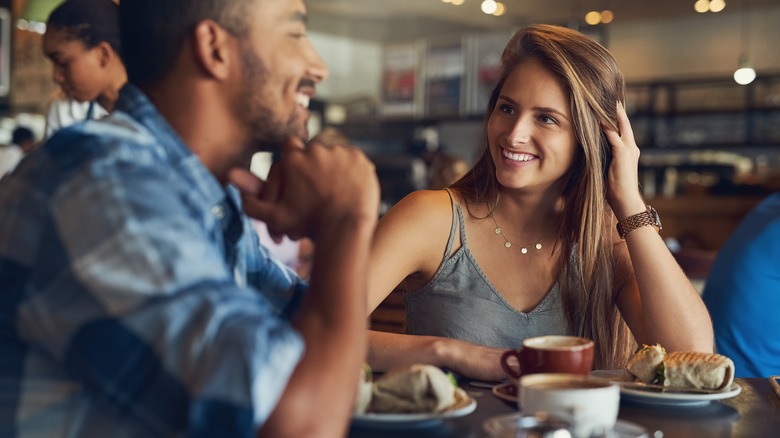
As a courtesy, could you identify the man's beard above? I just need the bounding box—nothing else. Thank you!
[235,42,306,155]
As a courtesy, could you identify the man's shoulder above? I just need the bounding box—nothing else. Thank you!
[42,113,166,175]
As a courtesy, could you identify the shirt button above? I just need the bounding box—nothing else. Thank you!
[211,205,225,219]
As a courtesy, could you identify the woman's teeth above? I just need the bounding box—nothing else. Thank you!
[502,149,535,162]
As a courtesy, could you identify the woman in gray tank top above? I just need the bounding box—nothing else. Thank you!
[367,25,713,382]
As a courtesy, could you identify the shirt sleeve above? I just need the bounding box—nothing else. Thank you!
[19,146,302,436]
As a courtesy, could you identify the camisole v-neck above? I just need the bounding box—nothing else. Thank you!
[404,190,569,348]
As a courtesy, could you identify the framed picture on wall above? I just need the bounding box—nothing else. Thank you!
[0,7,9,97]
[424,38,465,117]
[381,42,422,117]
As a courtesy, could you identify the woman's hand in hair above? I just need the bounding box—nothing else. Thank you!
[603,102,646,220]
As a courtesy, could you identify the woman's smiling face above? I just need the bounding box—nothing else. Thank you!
[487,59,578,193]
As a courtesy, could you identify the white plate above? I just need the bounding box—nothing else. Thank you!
[590,370,742,407]
[351,394,477,428]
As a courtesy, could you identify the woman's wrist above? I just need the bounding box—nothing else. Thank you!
[613,198,648,221]
[429,337,458,369]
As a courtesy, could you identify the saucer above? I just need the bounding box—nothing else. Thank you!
[484,413,650,438]
[491,382,518,404]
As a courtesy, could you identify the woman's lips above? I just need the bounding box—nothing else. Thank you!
[501,147,538,164]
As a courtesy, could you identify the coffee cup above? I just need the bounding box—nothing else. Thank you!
[500,335,594,385]
[519,373,620,438]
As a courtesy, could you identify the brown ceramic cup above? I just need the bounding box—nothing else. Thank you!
[500,335,595,384]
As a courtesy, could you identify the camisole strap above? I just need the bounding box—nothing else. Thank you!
[442,188,468,259]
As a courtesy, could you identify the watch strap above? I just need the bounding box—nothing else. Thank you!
[617,206,661,239]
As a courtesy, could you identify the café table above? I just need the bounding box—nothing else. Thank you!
[348,378,780,438]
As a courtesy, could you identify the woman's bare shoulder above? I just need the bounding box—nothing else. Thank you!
[382,189,456,226]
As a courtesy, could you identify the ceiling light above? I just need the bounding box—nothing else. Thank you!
[585,11,601,25]
[694,0,710,13]
[734,57,756,85]
[709,0,727,12]
[481,0,498,15]
[734,1,754,85]
[601,10,614,24]
[452,0,464,4]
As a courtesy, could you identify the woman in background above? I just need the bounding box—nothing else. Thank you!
[367,24,713,381]
[42,0,125,138]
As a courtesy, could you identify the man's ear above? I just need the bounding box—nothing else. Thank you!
[192,20,234,80]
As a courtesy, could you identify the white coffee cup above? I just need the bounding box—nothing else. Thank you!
[519,373,620,438]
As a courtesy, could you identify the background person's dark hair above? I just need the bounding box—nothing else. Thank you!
[12,126,34,145]
[47,0,123,59]
[120,0,252,88]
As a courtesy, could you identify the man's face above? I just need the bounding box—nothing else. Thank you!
[235,0,328,152]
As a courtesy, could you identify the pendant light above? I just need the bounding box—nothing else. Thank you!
[734,0,755,85]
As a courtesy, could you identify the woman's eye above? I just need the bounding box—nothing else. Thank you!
[539,115,558,125]
[499,104,515,115]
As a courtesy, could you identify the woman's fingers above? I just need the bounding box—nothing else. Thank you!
[615,101,636,145]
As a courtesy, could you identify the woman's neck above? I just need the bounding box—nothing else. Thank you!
[96,62,128,113]
[491,186,565,239]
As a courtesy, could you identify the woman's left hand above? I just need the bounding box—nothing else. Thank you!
[603,101,647,219]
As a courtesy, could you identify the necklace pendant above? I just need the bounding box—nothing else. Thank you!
[535,243,542,250]
[494,227,502,234]
[521,247,528,254]
[504,241,512,248]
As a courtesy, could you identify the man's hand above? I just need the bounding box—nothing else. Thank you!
[229,137,379,241]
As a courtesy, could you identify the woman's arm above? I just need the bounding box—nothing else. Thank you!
[367,189,454,313]
[368,331,510,381]
[606,103,713,352]
[367,190,510,381]
[614,234,713,352]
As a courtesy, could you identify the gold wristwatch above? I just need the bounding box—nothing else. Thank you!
[617,205,662,239]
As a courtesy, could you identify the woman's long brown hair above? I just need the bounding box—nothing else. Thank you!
[450,24,636,369]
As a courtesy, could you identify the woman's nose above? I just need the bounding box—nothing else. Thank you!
[508,117,532,145]
[51,67,65,86]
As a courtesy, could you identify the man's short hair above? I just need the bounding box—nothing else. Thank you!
[119,0,252,88]
[12,126,34,145]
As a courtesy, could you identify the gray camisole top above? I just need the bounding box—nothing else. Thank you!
[404,191,569,348]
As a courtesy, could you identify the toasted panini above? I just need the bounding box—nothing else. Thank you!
[662,351,735,390]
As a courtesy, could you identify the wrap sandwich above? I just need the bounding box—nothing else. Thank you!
[625,345,735,390]
[626,344,667,384]
[369,364,458,414]
[662,351,735,390]
[354,364,373,414]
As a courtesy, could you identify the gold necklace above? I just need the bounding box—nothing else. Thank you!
[490,213,543,254]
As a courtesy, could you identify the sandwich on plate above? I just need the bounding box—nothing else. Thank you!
[625,344,735,390]
[354,363,469,414]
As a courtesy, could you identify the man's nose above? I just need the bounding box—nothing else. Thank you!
[305,42,329,83]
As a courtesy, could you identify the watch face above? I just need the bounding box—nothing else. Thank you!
[649,206,662,232]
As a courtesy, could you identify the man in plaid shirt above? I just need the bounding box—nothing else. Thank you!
[0,0,378,436]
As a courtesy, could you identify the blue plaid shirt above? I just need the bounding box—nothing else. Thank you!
[0,85,307,437]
